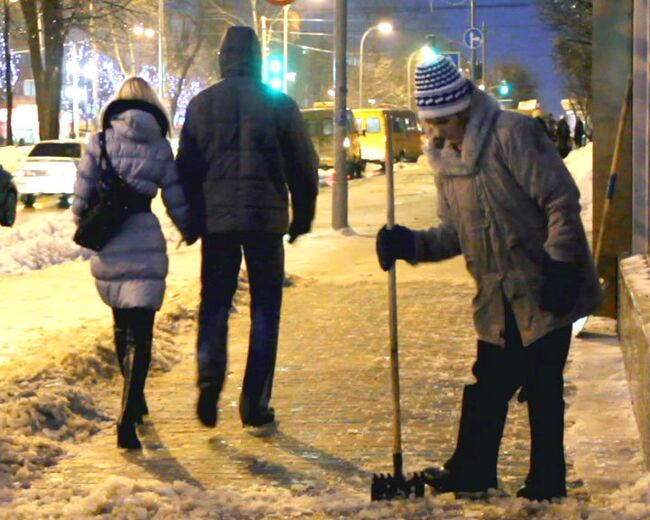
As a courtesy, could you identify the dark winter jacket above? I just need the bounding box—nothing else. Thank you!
[72,101,193,310]
[413,88,602,347]
[176,26,319,236]
[556,118,572,158]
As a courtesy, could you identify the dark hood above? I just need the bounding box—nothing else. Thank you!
[219,26,262,80]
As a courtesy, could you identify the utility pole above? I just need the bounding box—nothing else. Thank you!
[283,5,289,93]
[3,0,12,145]
[470,0,476,81]
[261,16,268,83]
[481,21,487,88]
[158,0,164,100]
[332,0,348,229]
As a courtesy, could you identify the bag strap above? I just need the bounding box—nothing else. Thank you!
[98,131,119,187]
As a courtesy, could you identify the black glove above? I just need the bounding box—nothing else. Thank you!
[288,219,311,244]
[375,224,416,272]
[539,257,580,316]
[288,198,315,244]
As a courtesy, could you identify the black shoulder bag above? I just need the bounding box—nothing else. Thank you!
[73,131,151,251]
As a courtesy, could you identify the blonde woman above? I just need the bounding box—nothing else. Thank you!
[72,77,196,449]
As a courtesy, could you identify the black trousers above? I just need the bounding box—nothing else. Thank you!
[197,232,284,421]
[112,308,155,423]
[445,300,571,491]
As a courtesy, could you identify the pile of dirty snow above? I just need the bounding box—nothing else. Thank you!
[564,143,593,236]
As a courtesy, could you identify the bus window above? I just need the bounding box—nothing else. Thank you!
[366,117,381,133]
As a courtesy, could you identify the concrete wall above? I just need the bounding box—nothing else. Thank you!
[619,255,650,468]
[593,0,634,318]
[632,0,650,254]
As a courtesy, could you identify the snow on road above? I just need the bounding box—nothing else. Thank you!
[0,147,648,519]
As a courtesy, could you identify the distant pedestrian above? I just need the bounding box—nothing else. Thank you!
[72,77,195,449]
[556,116,572,158]
[573,117,585,148]
[376,56,602,501]
[177,26,319,430]
[532,109,553,141]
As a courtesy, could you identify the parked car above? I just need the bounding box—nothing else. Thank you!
[301,104,364,179]
[353,108,423,164]
[0,166,17,226]
[12,139,86,208]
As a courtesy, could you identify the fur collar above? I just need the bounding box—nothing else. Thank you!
[102,99,169,137]
[424,88,501,177]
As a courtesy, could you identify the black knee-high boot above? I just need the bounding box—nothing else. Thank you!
[442,384,506,489]
[114,315,149,424]
[117,325,153,449]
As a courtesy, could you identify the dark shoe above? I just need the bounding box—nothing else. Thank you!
[423,466,496,494]
[197,385,220,428]
[242,407,275,427]
[516,484,567,502]
[117,421,142,450]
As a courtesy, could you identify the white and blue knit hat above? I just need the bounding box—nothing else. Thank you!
[415,55,472,119]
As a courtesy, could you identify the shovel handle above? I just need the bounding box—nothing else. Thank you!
[594,75,633,272]
[385,113,404,466]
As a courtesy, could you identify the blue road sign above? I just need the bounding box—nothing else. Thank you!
[463,27,483,49]
[441,51,461,70]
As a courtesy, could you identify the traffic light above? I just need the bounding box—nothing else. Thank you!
[267,56,283,91]
[425,34,440,56]
[498,81,510,96]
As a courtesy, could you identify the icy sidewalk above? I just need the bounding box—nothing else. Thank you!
[0,168,648,518]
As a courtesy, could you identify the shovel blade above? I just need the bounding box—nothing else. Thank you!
[371,472,426,501]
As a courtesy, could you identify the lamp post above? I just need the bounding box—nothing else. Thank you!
[358,21,393,108]
[158,0,164,100]
[406,46,437,110]
[3,0,18,146]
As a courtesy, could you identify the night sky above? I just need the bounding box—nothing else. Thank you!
[299,0,564,115]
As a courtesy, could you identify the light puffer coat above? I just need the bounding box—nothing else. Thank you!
[72,109,192,310]
[412,88,602,347]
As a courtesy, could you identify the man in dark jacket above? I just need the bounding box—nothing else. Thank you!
[556,116,572,158]
[573,117,585,148]
[177,26,319,429]
[376,56,601,501]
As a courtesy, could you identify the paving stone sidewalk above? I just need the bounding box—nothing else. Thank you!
[31,276,557,499]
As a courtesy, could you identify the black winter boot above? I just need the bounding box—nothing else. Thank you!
[425,384,506,493]
[518,362,568,501]
[114,319,148,424]
[117,330,152,450]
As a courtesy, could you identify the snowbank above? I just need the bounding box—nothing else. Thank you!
[564,143,593,236]
[0,196,183,276]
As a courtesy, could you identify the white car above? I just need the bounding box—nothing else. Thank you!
[13,139,86,208]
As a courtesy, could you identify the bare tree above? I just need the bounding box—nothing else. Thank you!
[492,60,539,106]
[535,0,592,117]
[18,0,131,139]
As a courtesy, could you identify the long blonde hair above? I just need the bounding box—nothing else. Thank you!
[106,77,170,134]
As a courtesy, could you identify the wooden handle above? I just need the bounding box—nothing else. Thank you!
[385,113,403,463]
[594,75,633,271]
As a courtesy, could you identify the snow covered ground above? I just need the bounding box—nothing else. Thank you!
[0,146,648,519]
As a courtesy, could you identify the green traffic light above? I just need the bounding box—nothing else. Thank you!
[498,83,510,96]
[269,59,283,74]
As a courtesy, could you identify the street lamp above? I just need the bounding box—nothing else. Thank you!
[3,0,19,145]
[406,46,437,110]
[358,21,393,108]
[133,14,164,101]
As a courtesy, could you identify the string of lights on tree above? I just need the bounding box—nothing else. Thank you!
[61,42,204,126]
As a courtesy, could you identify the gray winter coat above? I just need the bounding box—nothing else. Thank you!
[176,26,319,236]
[72,109,192,310]
[413,88,602,346]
